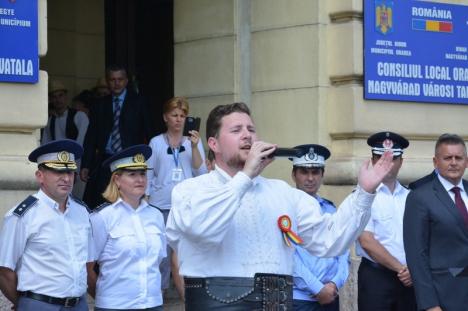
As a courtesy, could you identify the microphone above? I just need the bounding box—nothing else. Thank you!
[268,147,304,158]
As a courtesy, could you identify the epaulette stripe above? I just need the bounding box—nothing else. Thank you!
[70,195,90,213]
[149,204,163,213]
[322,198,336,207]
[93,202,111,213]
[13,195,38,217]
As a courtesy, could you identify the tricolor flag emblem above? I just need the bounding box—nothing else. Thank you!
[412,19,453,33]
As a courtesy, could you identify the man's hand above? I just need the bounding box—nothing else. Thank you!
[358,151,394,193]
[242,141,276,178]
[80,168,89,182]
[315,282,338,305]
[397,266,413,287]
[427,307,442,311]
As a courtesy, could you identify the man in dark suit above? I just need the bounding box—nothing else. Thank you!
[80,65,153,208]
[408,170,437,190]
[404,133,468,311]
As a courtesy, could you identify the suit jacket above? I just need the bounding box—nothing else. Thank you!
[404,177,468,310]
[408,170,437,190]
[82,90,153,170]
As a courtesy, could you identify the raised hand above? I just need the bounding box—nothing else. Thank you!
[242,141,276,178]
[188,130,201,147]
[358,150,394,193]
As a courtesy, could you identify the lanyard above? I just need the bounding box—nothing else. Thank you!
[164,133,183,168]
[171,147,180,167]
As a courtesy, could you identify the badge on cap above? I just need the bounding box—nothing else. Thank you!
[133,153,145,164]
[278,215,303,247]
[382,139,393,150]
[58,151,70,162]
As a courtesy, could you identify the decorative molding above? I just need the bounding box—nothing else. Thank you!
[330,74,363,86]
[329,11,363,24]
[330,132,455,141]
[0,128,36,134]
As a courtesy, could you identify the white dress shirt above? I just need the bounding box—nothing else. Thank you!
[0,190,93,298]
[90,199,167,309]
[146,133,207,210]
[437,174,468,211]
[356,181,409,265]
[167,166,375,278]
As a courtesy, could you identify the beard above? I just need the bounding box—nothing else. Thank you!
[226,154,247,171]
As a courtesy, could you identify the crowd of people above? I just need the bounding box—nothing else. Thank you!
[0,65,467,311]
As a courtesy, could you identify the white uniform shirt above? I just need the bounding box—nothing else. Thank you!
[167,166,375,277]
[90,199,167,309]
[356,181,409,265]
[41,109,89,146]
[146,133,207,210]
[0,190,93,298]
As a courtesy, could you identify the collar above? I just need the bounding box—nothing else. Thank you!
[114,197,148,213]
[37,189,69,212]
[167,145,186,154]
[437,174,465,193]
[113,88,127,104]
[214,164,259,186]
[376,180,405,195]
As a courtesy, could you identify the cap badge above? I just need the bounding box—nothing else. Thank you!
[305,147,319,162]
[383,139,394,150]
[277,215,303,247]
[57,151,70,162]
[133,153,145,163]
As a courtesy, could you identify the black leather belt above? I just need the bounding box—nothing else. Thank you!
[361,257,394,273]
[184,273,293,310]
[19,291,80,308]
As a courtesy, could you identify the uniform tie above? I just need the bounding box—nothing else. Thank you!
[110,97,122,153]
[450,187,468,228]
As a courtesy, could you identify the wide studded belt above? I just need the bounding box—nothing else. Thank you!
[184,273,293,311]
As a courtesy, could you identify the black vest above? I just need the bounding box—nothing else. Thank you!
[50,108,78,140]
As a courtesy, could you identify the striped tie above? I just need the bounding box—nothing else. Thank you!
[110,97,122,153]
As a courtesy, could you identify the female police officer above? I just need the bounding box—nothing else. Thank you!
[87,145,166,311]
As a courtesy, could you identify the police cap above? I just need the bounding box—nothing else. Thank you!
[367,131,409,157]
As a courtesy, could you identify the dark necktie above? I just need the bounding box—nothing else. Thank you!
[450,187,468,228]
[110,97,122,153]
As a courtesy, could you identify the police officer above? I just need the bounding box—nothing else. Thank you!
[87,145,166,311]
[291,144,349,311]
[0,139,93,310]
[356,132,417,311]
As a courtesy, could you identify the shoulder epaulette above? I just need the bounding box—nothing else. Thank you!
[70,195,91,213]
[13,196,38,217]
[93,202,111,213]
[321,198,336,208]
[149,204,163,213]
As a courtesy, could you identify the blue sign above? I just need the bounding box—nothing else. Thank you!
[0,0,38,83]
[364,0,468,105]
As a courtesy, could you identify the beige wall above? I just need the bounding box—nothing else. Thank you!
[174,0,468,203]
[173,1,468,309]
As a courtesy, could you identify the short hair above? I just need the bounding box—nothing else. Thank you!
[207,149,215,162]
[206,102,251,141]
[105,65,128,79]
[102,171,122,203]
[163,97,189,115]
[435,133,466,155]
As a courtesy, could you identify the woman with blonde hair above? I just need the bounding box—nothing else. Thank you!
[87,145,166,311]
[146,97,207,295]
